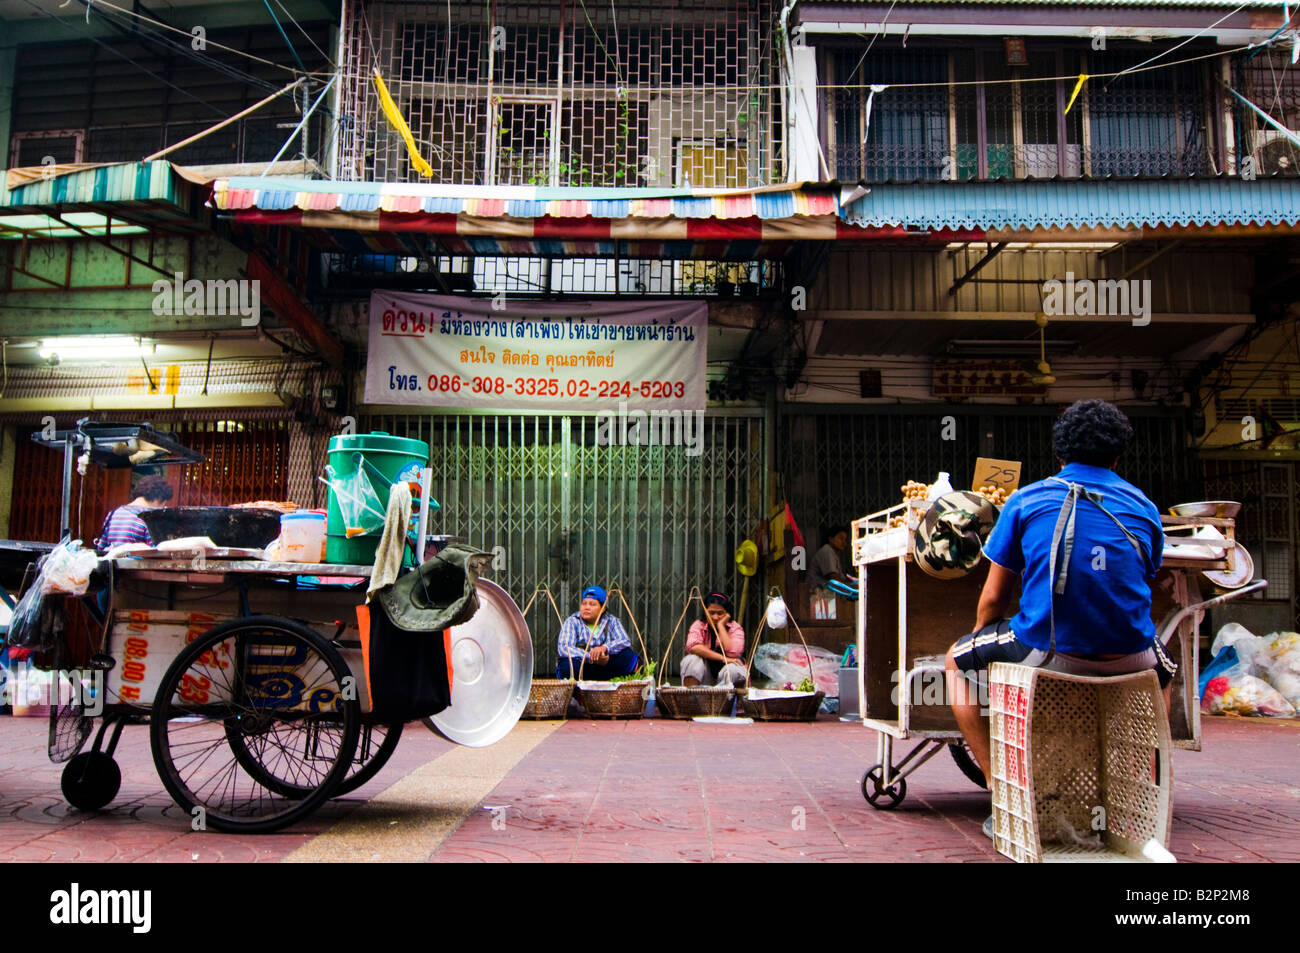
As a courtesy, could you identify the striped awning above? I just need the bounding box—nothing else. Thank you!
[210,178,944,258]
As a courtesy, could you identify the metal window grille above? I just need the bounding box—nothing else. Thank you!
[360,411,764,675]
[1203,460,1295,611]
[828,42,1212,182]
[778,406,1199,550]
[325,252,780,296]
[337,0,781,187]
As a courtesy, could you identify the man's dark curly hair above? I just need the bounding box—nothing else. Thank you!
[1052,400,1134,467]
[133,474,174,503]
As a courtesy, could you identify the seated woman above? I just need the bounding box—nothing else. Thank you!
[556,585,639,680]
[681,592,747,688]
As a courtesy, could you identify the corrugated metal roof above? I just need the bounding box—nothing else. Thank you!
[843,178,1300,230]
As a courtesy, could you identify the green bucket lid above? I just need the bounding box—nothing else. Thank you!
[327,431,429,460]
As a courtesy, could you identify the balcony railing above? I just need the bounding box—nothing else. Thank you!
[827,44,1222,181]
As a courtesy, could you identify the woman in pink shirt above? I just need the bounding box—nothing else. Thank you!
[681,592,747,688]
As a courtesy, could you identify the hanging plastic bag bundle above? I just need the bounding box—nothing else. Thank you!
[325,454,388,539]
[7,540,99,655]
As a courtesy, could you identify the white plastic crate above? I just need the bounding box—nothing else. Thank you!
[988,663,1173,863]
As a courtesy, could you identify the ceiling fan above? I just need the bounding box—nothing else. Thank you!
[1025,313,1116,386]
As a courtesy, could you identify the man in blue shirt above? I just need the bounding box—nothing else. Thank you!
[945,401,1176,802]
[556,585,639,679]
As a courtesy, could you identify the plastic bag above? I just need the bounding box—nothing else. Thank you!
[1210,622,1258,659]
[39,540,99,596]
[6,576,52,652]
[1260,631,1300,708]
[765,596,788,630]
[325,456,387,538]
[752,643,840,696]
[1202,672,1296,717]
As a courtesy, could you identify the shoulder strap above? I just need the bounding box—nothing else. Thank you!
[1045,477,1155,658]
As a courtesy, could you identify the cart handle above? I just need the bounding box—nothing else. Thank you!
[1156,579,1267,646]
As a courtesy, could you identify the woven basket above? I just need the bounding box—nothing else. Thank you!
[522,679,575,719]
[655,685,735,719]
[575,679,650,719]
[738,688,824,722]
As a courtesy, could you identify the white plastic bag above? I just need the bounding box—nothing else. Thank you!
[765,596,788,629]
[1260,631,1300,708]
[1202,671,1296,717]
[39,539,99,596]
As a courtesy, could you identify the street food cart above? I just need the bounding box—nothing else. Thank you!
[10,420,532,833]
[850,499,1265,809]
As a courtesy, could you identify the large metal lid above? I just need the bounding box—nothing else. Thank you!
[427,578,533,748]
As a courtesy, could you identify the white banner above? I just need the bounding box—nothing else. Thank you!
[364,292,707,411]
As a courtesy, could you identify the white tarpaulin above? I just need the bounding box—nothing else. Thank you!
[364,292,706,411]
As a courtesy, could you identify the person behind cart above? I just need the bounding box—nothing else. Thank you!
[807,524,849,591]
[681,591,747,688]
[944,400,1174,836]
[94,474,174,553]
[556,585,639,680]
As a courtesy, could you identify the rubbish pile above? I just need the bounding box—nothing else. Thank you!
[1200,623,1300,718]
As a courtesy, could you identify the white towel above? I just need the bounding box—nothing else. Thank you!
[367,481,413,601]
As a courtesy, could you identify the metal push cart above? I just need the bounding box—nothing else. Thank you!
[19,418,530,833]
[53,557,530,833]
[849,501,1265,809]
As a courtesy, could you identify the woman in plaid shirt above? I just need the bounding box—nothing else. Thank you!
[555,585,639,680]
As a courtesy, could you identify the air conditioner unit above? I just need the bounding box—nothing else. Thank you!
[1251,130,1300,176]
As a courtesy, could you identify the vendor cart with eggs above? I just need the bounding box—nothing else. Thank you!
[849,462,1265,809]
[6,421,531,833]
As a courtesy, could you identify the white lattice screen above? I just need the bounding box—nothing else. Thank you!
[337,0,782,187]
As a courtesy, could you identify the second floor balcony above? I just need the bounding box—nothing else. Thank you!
[824,43,1299,182]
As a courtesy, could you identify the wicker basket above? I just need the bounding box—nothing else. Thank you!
[522,679,576,719]
[655,684,735,719]
[738,688,824,722]
[575,679,650,719]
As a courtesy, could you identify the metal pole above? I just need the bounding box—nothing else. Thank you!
[60,434,75,541]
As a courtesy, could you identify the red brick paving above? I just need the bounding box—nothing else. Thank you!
[0,712,1297,862]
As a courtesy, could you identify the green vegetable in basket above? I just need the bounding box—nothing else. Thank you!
[605,657,650,681]
[796,677,815,693]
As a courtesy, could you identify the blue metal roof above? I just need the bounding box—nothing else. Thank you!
[842,178,1300,230]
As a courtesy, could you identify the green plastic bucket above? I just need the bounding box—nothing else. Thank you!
[325,431,429,565]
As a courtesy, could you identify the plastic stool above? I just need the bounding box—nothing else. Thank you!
[988,663,1173,863]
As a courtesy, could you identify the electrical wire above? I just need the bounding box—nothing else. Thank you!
[16,0,230,116]
[1103,2,1251,90]
[67,0,290,93]
[63,0,316,76]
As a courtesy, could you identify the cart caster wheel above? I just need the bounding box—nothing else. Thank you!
[949,742,988,790]
[61,752,121,812]
[861,765,906,810]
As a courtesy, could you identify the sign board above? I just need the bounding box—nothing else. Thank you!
[365,292,707,411]
[933,361,1047,399]
[972,458,1023,492]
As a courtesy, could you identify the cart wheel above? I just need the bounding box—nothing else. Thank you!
[61,751,121,812]
[150,615,360,834]
[228,719,403,799]
[949,742,988,790]
[861,765,907,810]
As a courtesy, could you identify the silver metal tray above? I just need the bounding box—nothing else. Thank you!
[426,579,533,748]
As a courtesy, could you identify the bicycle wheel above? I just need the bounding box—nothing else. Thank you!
[228,718,403,798]
[150,615,360,834]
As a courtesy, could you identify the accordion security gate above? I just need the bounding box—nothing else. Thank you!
[361,411,764,676]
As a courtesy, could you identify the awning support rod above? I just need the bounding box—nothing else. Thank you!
[46,212,174,279]
[263,75,337,173]
[948,241,1007,297]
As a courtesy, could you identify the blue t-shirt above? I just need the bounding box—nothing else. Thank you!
[981,463,1164,654]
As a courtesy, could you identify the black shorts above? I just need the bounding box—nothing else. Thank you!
[951,620,1177,690]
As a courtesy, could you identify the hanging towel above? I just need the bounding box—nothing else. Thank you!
[367,480,413,600]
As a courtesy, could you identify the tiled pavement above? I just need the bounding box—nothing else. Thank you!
[1,712,1297,862]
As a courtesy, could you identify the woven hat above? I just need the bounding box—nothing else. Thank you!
[911,490,997,580]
